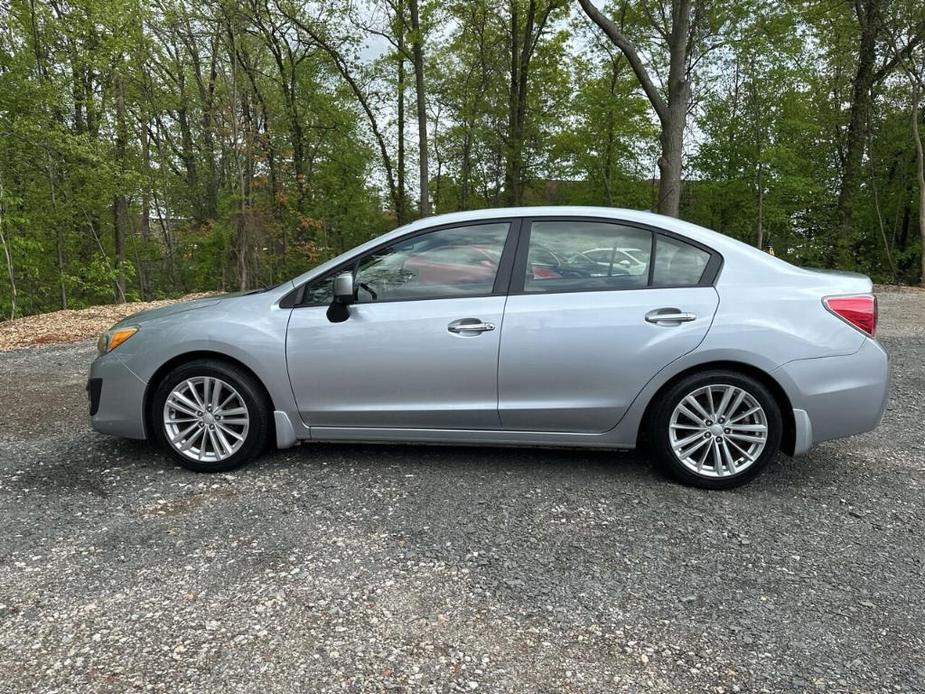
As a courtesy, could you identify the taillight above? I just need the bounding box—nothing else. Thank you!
[823,295,877,337]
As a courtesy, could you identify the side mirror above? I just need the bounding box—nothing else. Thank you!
[327,272,354,323]
[333,272,355,304]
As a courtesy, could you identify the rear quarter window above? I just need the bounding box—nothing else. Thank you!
[652,236,711,287]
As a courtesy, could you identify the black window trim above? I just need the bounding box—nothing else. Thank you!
[509,215,723,296]
[282,217,523,308]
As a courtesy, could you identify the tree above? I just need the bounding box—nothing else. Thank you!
[831,0,925,266]
[578,0,700,216]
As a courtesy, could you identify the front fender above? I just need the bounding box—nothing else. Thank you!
[115,297,299,431]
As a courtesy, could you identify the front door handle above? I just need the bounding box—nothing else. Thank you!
[448,318,496,334]
[645,308,697,325]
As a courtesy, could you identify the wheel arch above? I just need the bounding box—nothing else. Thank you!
[142,350,276,440]
[636,360,796,456]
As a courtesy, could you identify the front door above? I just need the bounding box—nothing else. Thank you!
[286,221,514,430]
[498,218,720,433]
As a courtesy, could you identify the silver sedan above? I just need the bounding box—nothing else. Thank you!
[88,207,889,489]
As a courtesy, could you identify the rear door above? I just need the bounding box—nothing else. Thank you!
[498,218,721,433]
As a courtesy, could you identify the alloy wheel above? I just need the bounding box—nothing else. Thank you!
[163,377,250,463]
[668,384,768,478]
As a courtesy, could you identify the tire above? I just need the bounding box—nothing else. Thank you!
[646,370,782,490]
[150,359,271,473]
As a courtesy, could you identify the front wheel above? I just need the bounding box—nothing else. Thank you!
[647,370,782,489]
[150,359,271,473]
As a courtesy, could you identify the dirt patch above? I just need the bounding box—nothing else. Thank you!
[874,284,925,293]
[0,293,216,352]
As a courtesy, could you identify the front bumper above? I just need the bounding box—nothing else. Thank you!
[777,337,890,453]
[87,353,148,440]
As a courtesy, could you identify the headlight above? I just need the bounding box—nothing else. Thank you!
[97,326,138,354]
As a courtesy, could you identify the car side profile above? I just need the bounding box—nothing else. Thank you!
[88,207,890,489]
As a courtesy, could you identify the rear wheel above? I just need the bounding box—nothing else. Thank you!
[150,359,270,473]
[647,370,782,489]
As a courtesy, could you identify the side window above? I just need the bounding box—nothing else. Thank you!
[652,235,710,287]
[354,222,509,303]
[523,221,652,293]
[302,276,334,305]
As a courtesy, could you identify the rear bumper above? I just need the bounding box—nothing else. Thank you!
[88,354,148,440]
[776,338,889,454]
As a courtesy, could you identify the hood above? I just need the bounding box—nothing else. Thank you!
[113,295,227,328]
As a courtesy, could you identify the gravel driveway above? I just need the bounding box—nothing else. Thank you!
[1,292,923,693]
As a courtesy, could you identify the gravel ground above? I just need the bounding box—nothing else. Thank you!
[0,293,923,693]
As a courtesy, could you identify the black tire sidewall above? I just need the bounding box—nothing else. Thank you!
[648,370,782,490]
[150,359,270,472]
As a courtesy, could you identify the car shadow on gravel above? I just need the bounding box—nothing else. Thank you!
[266,440,661,480]
[7,430,870,502]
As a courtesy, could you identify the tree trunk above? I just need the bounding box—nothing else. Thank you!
[409,0,430,216]
[657,99,686,217]
[656,0,691,217]
[113,71,128,303]
[834,0,880,267]
[577,0,691,218]
[756,164,764,250]
[505,0,523,205]
[397,19,407,223]
[504,0,552,206]
[912,83,925,286]
[0,173,16,320]
[139,121,151,300]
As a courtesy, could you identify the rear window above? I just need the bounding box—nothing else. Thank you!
[524,221,652,293]
[652,236,710,287]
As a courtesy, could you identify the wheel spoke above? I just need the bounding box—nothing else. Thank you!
[720,439,737,474]
[202,378,213,409]
[677,403,706,426]
[214,427,234,457]
[729,406,761,423]
[705,387,716,418]
[169,393,199,416]
[217,406,247,417]
[217,423,244,441]
[729,423,767,433]
[178,426,204,451]
[696,441,711,472]
[726,431,766,444]
[677,436,710,461]
[171,423,198,445]
[714,386,735,420]
[210,379,222,410]
[185,380,205,409]
[206,428,223,460]
[711,440,723,474]
[684,395,712,423]
[726,436,754,462]
[726,390,747,418]
[673,430,707,450]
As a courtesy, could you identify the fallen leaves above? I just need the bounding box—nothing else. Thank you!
[0,293,216,352]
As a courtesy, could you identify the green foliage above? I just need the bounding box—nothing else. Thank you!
[0,0,923,321]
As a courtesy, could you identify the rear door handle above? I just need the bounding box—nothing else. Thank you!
[645,308,697,325]
[448,318,496,334]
